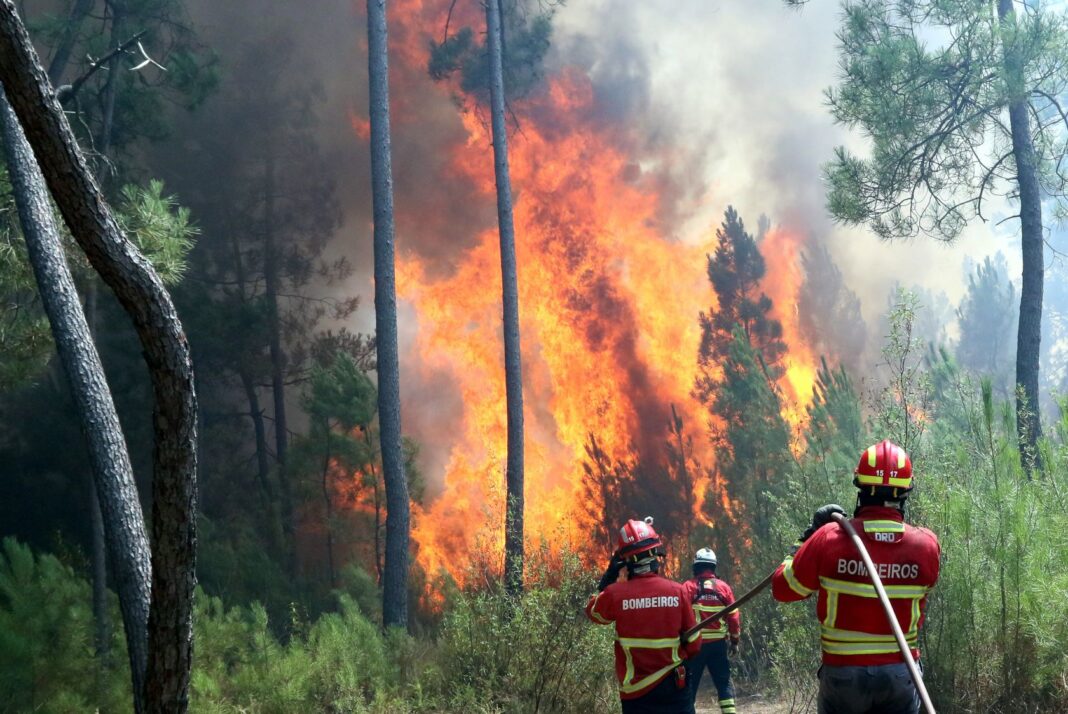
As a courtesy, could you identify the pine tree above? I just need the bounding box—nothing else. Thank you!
[799,242,866,374]
[695,208,792,573]
[957,254,1017,397]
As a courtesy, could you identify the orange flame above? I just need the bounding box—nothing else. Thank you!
[350,0,820,590]
[761,228,819,431]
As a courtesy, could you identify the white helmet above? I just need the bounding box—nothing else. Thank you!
[693,547,717,572]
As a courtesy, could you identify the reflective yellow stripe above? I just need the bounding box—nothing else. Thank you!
[862,520,904,534]
[821,626,917,644]
[821,639,916,656]
[783,557,815,597]
[885,476,912,488]
[588,592,611,624]
[867,445,877,467]
[616,638,682,693]
[897,450,907,469]
[618,637,681,648]
[823,591,839,627]
[819,577,928,599]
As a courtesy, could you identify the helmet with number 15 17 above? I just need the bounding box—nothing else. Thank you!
[854,439,913,497]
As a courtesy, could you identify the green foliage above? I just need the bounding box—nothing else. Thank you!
[0,232,50,390]
[798,243,867,373]
[696,207,785,399]
[823,0,1068,240]
[956,253,1017,397]
[695,207,792,588]
[438,549,615,713]
[764,294,1068,712]
[428,0,556,106]
[0,538,131,713]
[0,164,197,390]
[117,179,198,285]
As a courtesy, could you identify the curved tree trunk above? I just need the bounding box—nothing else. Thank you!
[366,0,410,629]
[0,5,199,710]
[0,91,152,713]
[486,0,525,595]
[999,0,1044,473]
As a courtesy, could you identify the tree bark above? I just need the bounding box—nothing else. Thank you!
[486,0,525,595]
[998,0,1044,473]
[96,1,124,163]
[366,0,410,629]
[262,149,298,575]
[239,368,285,554]
[0,5,199,710]
[89,477,111,689]
[0,90,152,713]
[46,0,95,84]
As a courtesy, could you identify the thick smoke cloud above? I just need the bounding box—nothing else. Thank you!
[164,0,1033,499]
[553,0,1011,328]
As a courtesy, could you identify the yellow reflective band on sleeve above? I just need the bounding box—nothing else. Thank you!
[783,557,815,597]
[588,592,611,624]
[819,577,928,599]
[862,520,905,534]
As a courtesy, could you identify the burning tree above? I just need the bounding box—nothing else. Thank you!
[427,0,557,593]
[366,0,412,629]
[696,208,793,574]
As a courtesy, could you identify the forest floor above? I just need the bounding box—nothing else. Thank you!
[694,692,794,713]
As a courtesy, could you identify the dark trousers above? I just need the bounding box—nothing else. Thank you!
[687,639,735,706]
[620,669,694,714]
[817,664,921,714]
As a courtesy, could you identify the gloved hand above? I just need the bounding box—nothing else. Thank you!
[597,555,626,591]
[729,637,740,657]
[800,503,846,542]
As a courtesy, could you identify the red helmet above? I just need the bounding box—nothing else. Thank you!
[854,439,913,493]
[616,517,663,560]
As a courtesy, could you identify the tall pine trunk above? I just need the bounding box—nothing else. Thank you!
[89,478,111,691]
[0,91,152,713]
[262,149,297,573]
[46,0,95,84]
[366,0,410,629]
[486,0,525,595]
[0,6,199,709]
[999,0,1044,472]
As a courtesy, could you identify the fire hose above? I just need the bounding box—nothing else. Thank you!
[831,512,936,714]
[680,516,936,714]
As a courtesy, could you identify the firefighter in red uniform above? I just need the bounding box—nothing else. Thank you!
[586,517,700,714]
[772,440,940,714]
[682,548,740,714]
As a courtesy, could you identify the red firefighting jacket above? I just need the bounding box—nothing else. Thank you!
[585,572,700,699]
[772,506,940,666]
[682,576,741,642]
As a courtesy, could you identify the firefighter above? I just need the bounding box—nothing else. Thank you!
[772,439,941,714]
[682,548,740,714]
[586,517,700,714]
